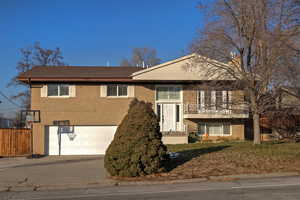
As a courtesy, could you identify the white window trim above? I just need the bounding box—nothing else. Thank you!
[198,122,232,136]
[47,84,71,98]
[106,84,129,98]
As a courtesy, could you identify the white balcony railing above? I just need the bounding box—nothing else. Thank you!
[184,104,249,116]
[184,104,230,114]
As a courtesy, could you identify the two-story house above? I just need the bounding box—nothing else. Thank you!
[18,54,249,155]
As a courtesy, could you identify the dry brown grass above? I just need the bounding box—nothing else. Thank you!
[109,141,300,181]
[165,141,300,179]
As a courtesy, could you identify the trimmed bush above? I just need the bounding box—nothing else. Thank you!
[104,99,168,177]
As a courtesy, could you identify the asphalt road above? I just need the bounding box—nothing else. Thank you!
[1,176,300,200]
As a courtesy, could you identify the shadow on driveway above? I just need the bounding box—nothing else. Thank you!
[13,156,103,168]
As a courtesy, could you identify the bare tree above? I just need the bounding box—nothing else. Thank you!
[279,50,300,95]
[120,58,132,66]
[7,42,66,108]
[120,47,161,67]
[190,0,300,144]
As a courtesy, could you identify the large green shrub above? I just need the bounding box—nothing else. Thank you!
[104,99,168,177]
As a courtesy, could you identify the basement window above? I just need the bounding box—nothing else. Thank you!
[198,122,231,136]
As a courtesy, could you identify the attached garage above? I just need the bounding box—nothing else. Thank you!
[46,126,117,155]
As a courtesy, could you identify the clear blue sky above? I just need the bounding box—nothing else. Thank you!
[0,0,203,117]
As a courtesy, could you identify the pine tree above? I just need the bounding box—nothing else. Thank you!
[104,99,168,177]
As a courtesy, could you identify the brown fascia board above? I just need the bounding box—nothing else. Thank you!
[18,77,238,85]
[18,77,134,83]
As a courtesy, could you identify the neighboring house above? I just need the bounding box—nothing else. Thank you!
[0,117,14,128]
[18,54,249,155]
[260,87,300,140]
[277,87,300,110]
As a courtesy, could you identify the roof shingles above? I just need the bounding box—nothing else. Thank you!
[18,66,142,81]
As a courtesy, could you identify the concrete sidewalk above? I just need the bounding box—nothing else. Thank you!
[0,156,109,191]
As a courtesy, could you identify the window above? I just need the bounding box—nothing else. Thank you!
[198,123,206,135]
[107,85,117,96]
[223,123,231,135]
[198,122,231,136]
[176,105,180,122]
[216,91,223,110]
[226,91,230,109]
[118,85,128,96]
[207,123,223,136]
[107,84,128,97]
[198,90,230,110]
[48,84,69,97]
[204,90,212,108]
[157,87,168,100]
[170,87,181,100]
[157,104,161,122]
[156,86,181,100]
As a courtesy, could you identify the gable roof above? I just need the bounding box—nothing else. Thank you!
[131,53,234,81]
[131,54,196,77]
[17,54,235,83]
[280,87,300,99]
[18,66,143,82]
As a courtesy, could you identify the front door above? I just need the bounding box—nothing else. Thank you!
[158,104,177,132]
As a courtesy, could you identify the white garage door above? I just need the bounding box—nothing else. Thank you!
[47,126,117,155]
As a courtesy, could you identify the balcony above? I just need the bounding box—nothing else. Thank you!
[183,104,249,119]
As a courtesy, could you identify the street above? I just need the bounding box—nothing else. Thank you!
[1,176,300,200]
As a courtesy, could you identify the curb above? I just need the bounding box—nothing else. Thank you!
[208,172,300,181]
[115,177,208,186]
[1,172,299,192]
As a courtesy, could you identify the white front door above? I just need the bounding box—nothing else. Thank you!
[158,104,177,132]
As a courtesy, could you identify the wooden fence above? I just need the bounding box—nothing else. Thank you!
[0,128,32,157]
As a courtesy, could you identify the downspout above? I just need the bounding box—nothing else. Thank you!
[28,77,34,156]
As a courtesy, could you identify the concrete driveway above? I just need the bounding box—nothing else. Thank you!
[0,156,107,190]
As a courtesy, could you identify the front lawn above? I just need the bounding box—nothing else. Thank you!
[165,141,300,179]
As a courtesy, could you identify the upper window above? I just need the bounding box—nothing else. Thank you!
[215,91,223,109]
[48,84,69,97]
[204,90,212,108]
[198,90,230,110]
[107,84,128,97]
[156,86,181,101]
